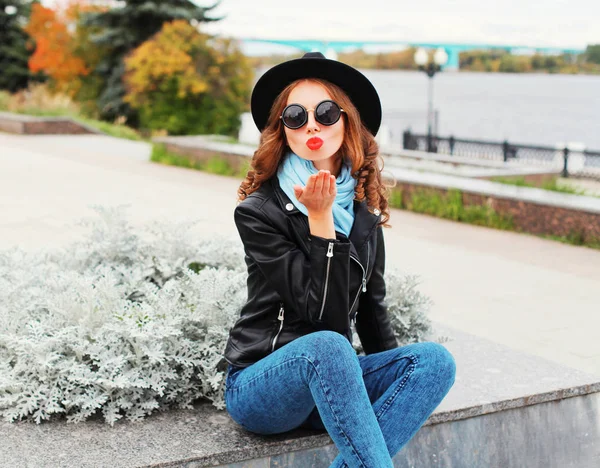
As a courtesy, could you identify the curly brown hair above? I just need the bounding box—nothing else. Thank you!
[238,78,392,227]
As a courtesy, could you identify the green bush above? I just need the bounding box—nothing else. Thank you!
[150,144,249,178]
[389,186,599,249]
[491,176,591,196]
[543,231,600,249]
[390,187,514,230]
[76,117,144,141]
[0,91,10,110]
[124,21,253,136]
[135,82,244,136]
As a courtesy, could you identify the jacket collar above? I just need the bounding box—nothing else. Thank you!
[269,176,380,252]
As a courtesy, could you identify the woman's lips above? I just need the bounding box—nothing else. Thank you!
[306,137,323,150]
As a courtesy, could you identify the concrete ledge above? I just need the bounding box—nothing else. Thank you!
[388,167,600,240]
[2,323,599,467]
[0,112,100,135]
[153,136,254,173]
[382,146,562,182]
[150,136,600,241]
[386,166,600,216]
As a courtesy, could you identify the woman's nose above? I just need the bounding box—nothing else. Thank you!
[306,110,320,133]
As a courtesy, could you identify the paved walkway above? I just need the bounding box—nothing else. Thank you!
[2,133,600,376]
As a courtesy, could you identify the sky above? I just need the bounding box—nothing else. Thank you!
[194,0,598,54]
[43,0,599,55]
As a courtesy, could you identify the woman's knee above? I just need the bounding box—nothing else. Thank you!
[412,342,456,388]
[298,330,358,363]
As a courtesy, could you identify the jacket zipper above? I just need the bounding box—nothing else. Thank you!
[350,243,369,327]
[271,302,285,352]
[318,242,334,321]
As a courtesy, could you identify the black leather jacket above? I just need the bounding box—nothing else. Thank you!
[223,176,398,368]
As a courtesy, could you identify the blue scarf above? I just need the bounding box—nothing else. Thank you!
[277,150,356,237]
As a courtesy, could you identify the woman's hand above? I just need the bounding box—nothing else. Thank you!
[293,170,337,217]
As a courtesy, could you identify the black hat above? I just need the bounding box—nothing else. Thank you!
[251,52,382,136]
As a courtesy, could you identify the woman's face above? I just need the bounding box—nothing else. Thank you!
[283,80,344,163]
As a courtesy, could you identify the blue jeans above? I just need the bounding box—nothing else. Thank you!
[224,330,456,467]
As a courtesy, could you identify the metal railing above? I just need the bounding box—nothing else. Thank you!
[401,130,600,180]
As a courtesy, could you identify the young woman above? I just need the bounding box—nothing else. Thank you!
[223,52,456,467]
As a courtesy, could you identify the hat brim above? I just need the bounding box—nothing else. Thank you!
[251,56,382,136]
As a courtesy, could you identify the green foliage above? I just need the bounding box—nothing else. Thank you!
[253,48,420,71]
[151,143,204,170]
[151,143,249,178]
[247,52,303,68]
[388,189,403,209]
[490,176,594,197]
[256,46,600,74]
[0,0,40,92]
[124,20,252,136]
[0,90,11,109]
[389,187,514,230]
[498,55,533,73]
[0,82,78,115]
[459,49,507,72]
[542,232,600,250]
[80,0,221,124]
[338,47,419,70]
[0,83,143,140]
[459,48,600,75]
[585,44,600,64]
[389,186,600,249]
[77,116,143,141]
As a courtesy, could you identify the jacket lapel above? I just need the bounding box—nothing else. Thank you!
[348,199,380,253]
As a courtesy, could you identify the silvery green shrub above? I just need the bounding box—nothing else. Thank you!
[0,206,435,425]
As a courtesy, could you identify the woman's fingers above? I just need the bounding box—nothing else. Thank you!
[294,171,336,211]
[306,174,316,194]
[320,171,329,195]
[314,171,325,194]
[329,175,336,196]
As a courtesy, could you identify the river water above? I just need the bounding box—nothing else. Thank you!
[254,67,600,150]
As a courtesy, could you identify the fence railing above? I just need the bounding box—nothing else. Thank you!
[401,130,600,180]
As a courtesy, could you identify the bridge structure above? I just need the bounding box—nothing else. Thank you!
[238,38,585,70]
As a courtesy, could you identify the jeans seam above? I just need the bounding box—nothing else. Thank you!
[302,355,366,468]
[374,353,418,420]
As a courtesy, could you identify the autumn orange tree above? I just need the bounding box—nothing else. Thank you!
[124,20,253,136]
[25,3,87,92]
[23,0,106,105]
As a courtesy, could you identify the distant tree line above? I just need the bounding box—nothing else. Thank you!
[459,46,600,74]
[250,44,600,75]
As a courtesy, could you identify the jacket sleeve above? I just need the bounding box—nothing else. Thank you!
[355,226,398,354]
[234,200,351,334]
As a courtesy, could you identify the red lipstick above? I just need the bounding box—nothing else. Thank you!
[306,137,323,150]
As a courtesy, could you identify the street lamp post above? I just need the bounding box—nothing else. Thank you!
[414,47,448,152]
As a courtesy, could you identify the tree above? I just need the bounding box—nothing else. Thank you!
[23,1,107,114]
[0,0,37,92]
[585,44,600,64]
[498,55,532,73]
[24,4,89,91]
[123,20,253,136]
[81,0,222,124]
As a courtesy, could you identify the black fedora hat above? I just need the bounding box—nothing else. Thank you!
[251,52,382,136]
